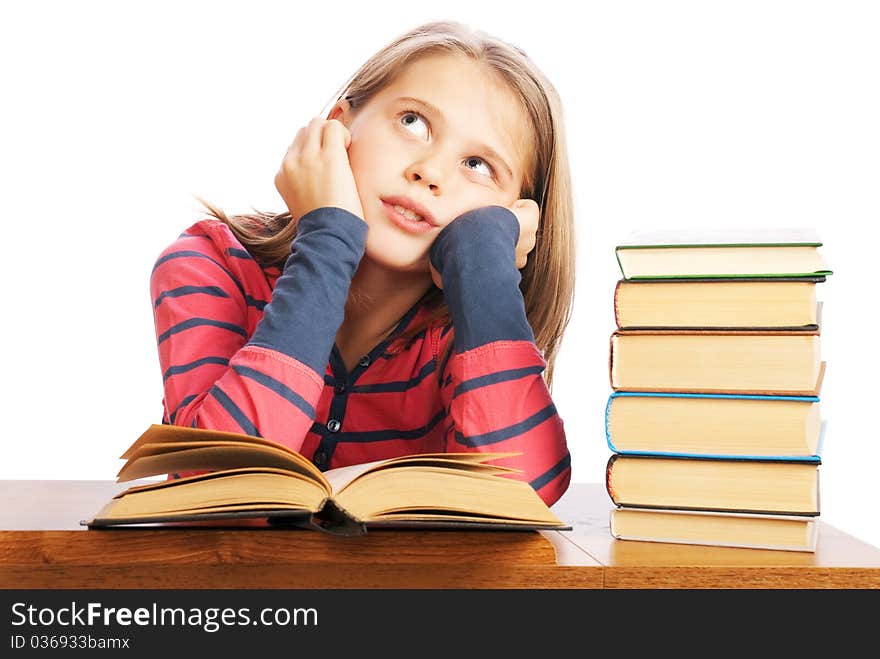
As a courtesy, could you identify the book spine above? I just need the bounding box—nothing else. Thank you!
[615,502,820,517]
[614,248,627,279]
[604,394,618,452]
[608,332,618,390]
[614,328,820,336]
[607,392,820,402]
[613,453,820,466]
[611,450,820,463]
[605,454,619,503]
[613,280,622,328]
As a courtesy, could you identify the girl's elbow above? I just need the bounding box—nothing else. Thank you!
[538,464,571,507]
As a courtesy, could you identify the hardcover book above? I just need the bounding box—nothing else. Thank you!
[615,228,832,280]
[609,507,818,552]
[605,453,820,516]
[609,328,825,395]
[613,278,823,330]
[83,424,570,535]
[605,393,824,460]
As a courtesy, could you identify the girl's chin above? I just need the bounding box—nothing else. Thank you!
[361,252,432,277]
[361,246,431,277]
[362,224,432,275]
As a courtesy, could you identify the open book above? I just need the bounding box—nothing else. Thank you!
[82,424,569,536]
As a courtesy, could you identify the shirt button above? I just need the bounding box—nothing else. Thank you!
[334,383,347,394]
[326,419,341,433]
[358,355,371,368]
[312,450,327,468]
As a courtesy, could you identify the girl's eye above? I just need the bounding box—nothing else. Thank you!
[464,156,493,178]
[400,112,429,140]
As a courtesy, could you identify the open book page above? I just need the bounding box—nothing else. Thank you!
[368,513,556,526]
[121,424,285,459]
[324,460,389,494]
[334,465,562,525]
[116,441,329,490]
[324,453,521,494]
[119,425,327,485]
[99,468,329,519]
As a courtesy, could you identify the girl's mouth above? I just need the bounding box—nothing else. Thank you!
[381,201,435,234]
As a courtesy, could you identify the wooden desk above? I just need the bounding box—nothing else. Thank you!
[1,480,878,589]
[0,479,601,589]
[552,484,880,589]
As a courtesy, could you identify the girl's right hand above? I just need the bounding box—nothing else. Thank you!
[274,117,365,222]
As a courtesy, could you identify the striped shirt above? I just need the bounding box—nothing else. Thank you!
[150,205,571,505]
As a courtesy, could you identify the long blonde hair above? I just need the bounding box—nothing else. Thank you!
[197,20,576,388]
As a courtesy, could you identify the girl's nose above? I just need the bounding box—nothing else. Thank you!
[405,157,446,194]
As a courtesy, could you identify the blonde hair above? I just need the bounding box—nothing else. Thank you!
[197,20,576,388]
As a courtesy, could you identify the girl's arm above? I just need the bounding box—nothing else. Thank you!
[430,206,572,506]
[152,208,366,451]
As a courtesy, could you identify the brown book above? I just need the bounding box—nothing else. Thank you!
[605,454,820,516]
[82,424,569,535]
[609,328,825,395]
[610,507,818,552]
[613,278,823,330]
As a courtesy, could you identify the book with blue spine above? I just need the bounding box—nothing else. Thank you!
[605,392,825,462]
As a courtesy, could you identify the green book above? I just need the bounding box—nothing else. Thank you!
[615,228,833,280]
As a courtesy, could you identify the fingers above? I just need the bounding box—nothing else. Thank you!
[301,116,325,158]
[277,126,307,193]
[509,198,540,270]
[275,116,364,222]
[509,198,540,226]
[286,125,307,158]
[285,118,350,161]
[322,119,351,152]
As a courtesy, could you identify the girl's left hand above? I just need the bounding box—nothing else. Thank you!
[430,200,540,290]
[509,198,540,270]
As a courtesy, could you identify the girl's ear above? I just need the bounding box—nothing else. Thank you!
[327,98,353,126]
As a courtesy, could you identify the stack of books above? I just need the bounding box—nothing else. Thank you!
[604,229,833,552]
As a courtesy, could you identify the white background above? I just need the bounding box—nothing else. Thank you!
[2,1,878,548]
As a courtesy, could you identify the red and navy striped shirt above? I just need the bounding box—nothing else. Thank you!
[150,205,571,505]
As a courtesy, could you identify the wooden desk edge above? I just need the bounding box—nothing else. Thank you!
[0,527,604,590]
[559,526,880,589]
[3,481,879,589]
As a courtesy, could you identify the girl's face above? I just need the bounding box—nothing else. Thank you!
[332,53,530,276]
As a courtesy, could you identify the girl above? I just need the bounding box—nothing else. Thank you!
[151,20,575,506]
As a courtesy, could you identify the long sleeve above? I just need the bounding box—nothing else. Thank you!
[430,206,571,506]
[151,208,366,452]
